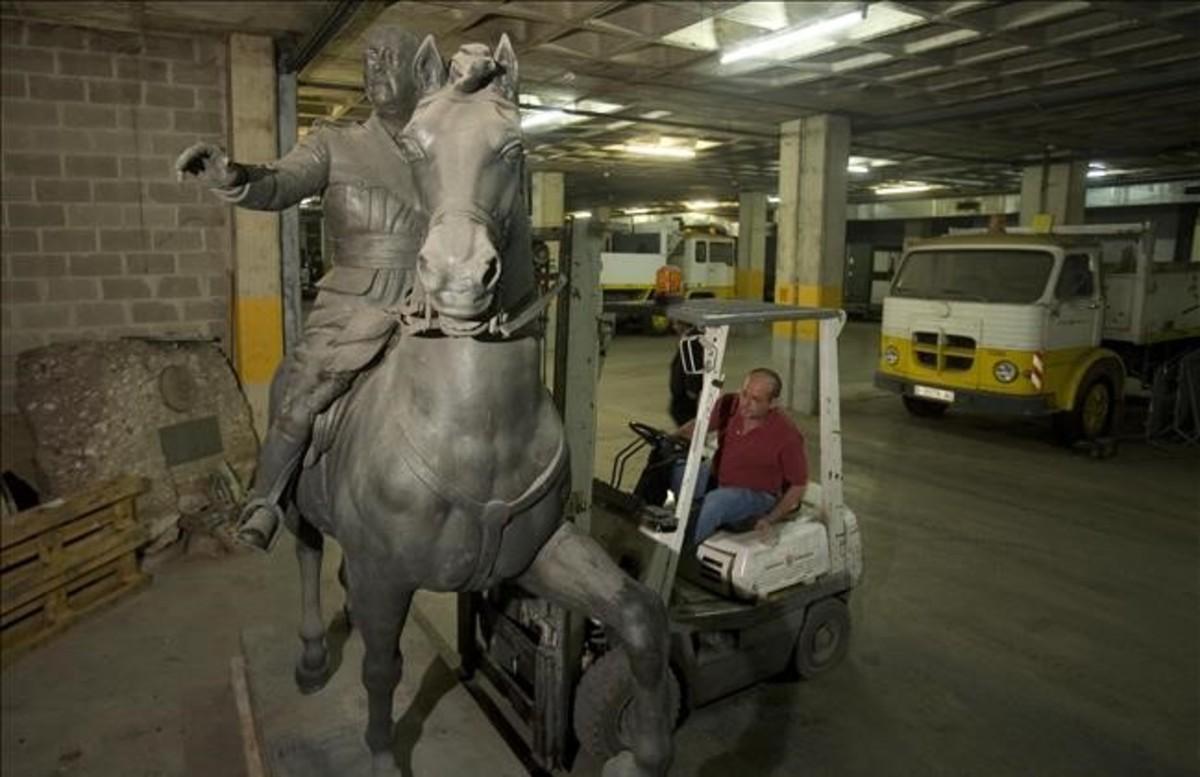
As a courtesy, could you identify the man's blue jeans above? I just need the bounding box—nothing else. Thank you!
[670,461,777,546]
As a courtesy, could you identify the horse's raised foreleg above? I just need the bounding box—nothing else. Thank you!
[516,523,673,777]
[345,564,413,776]
[293,512,331,693]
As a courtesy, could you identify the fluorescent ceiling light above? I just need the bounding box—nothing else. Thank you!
[847,164,869,174]
[578,99,624,114]
[849,155,896,168]
[720,8,866,65]
[767,195,781,204]
[874,182,937,195]
[571,210,592,218]
[521,110,568,130]
[619,144,696,159]
[640,110,673,119]
[686,200,721,210]
[621,207,653,215]
[521,99,624,133]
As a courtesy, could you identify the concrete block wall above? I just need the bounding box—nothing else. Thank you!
[1,18,233,413]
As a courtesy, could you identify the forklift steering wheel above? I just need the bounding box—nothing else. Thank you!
[628,421,686,452]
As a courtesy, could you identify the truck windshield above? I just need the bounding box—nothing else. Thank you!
[709,241,734,266]
[892,249,1054,304]
[610,233,661,254]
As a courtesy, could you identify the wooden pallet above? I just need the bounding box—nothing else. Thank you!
[1,475,150,665]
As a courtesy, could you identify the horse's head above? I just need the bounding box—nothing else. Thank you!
[400,35,532,328]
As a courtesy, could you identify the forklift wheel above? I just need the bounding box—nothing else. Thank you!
[794,598,851,680]
[573,649,682,761]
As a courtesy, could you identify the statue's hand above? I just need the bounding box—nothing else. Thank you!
[175,142,240,187]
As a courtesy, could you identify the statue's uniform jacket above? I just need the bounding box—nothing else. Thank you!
[215,114,427,430]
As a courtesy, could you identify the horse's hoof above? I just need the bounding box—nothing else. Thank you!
[602,751,661,777]
[293,656,331,695]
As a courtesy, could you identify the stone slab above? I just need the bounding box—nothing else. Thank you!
[239,611,526,777]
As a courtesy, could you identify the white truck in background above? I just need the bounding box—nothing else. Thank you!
[601,220,736,332]
[875,223,1200,443]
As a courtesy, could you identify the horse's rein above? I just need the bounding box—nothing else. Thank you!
[396,274,563,339]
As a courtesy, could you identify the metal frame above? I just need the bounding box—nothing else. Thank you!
[640,299,848,604]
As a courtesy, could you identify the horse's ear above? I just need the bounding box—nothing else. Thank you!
[495,33,518,102]
[414,35,445,95]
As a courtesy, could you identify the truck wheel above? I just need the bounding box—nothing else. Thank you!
[1056,364,1122,444]
[794,598,851,679]
[573,649,682,760]
[902,395,948,418]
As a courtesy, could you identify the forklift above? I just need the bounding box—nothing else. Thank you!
[455,219,865,773]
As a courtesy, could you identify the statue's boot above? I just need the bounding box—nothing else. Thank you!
[236,425,307,552]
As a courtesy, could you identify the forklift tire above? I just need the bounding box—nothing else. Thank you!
[573,649,682,761]
[794,598,851,680]
[902,395,948,418]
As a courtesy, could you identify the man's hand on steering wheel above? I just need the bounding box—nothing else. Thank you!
[628,421,687,452]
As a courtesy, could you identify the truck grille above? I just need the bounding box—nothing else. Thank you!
[912,331,976,372]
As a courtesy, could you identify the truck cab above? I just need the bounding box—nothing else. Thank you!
[600,221,736,331]
[875,223,1200,442]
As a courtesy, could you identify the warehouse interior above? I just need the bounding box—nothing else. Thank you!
[1,2,1198,777]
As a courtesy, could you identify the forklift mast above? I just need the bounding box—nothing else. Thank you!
[457,216,607,774]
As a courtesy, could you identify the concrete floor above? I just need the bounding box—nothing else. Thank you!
[3,321,1198,777]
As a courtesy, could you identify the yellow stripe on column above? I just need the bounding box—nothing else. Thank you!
[735,269,766,301]
[772,283,843,340]
[234,295,284,384]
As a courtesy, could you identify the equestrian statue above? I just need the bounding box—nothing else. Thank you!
[179,30,674,777]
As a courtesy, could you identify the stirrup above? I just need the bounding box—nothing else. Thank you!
[237,497,286,553]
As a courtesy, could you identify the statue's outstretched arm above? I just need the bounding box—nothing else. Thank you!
[176,133,330,212]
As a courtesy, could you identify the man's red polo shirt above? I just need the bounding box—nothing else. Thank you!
[710,395,807,495]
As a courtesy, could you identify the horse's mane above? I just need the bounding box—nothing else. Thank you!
[449,43,504,95]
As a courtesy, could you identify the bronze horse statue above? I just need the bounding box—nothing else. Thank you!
[281,35,674,776]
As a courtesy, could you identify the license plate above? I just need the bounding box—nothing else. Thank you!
[913,385,955,403]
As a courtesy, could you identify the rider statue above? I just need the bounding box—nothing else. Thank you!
[176,26,425,551]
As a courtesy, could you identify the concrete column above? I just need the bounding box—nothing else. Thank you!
[736,192,768,300]
[531,171,564,228]
[229,34,282,435]
[1019,161,1086,227]
[773,114,849,415]
[903,219,932,242]
[531,171,564,263]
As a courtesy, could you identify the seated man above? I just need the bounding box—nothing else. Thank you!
[673,368,807,546]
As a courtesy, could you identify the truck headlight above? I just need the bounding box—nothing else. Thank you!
[884,345,899,366]
[993,360,1018,383]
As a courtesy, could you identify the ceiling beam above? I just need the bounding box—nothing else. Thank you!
[854,62,1200,132]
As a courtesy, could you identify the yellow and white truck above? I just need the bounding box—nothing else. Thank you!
[874,223,1200,442]
[601,221,736,332]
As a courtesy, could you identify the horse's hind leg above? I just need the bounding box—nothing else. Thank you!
[516,523,672,777]
[293,512,331,693]
[345,565,413,776]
